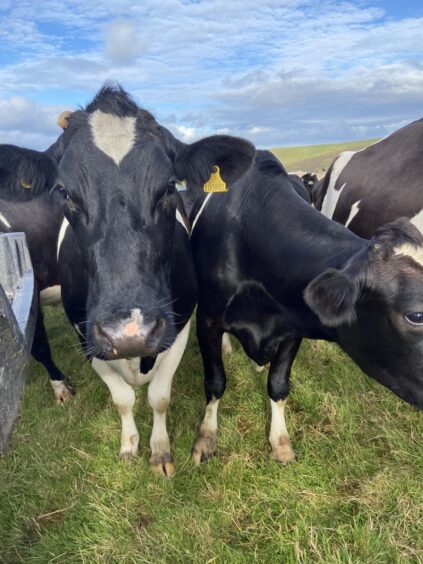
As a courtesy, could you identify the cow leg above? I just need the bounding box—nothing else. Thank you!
[268,338,302,464]
[148,321,191,478]
[221,332,233,355]
[192,310,226,464]
[31,302,74,403]
[92,358,139,459]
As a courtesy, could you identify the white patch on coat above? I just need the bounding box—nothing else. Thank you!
[199,397,220,437]
[345,200,361,227]
[269,398,294,463]
[410,208,423,236]
[191,193,213,233]
[176,209,189,233]
[57,217,69,259]
[394,243,423,268]
[40,285,61,306]
[222,332,233,354]
[0,211,11,229]
[91,321,191,459]
[92,357,139,457]
[321,151,356,218]
[90,110,136,165]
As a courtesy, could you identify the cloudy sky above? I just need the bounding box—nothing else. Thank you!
[0,0,422,150]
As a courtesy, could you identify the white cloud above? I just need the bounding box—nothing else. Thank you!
[0,0,421,149]
[105,20,148,65]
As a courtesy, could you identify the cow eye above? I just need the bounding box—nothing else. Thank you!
[405,312,423,326]
[50,183,69,199]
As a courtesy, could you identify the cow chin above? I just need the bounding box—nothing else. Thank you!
[89,308,174,360]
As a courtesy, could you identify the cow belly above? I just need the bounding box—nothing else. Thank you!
[40,285,62,306]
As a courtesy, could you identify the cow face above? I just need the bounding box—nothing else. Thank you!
[55,85,254,361]
[305,218,423,408]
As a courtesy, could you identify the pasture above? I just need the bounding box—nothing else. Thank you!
[0,140,422,563]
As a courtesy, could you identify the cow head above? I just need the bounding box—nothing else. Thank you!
[55,84,254,360]
[305,218,423,408]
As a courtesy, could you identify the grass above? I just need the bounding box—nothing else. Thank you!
[1,140,422,563]
[271,138,379,174]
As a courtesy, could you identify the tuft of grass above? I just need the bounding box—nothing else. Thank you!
[0,306,422,563]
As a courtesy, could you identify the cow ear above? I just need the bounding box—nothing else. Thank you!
[304,268,360,327]
[174,135,255,188]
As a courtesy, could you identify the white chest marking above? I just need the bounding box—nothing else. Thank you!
[191,193,213,234]
[410,208,423,236]
[321,151,356,219]
[90,110,136,166]
[345,200,361,227]
[57,217,69,259]
[0,212,11,229]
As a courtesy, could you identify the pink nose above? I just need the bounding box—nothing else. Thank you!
[93,317,166,359]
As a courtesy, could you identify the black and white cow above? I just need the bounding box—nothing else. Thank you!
[54,85,254,476]
[0,142,73,402]
[312,118,423,238]
[180,149,423,465]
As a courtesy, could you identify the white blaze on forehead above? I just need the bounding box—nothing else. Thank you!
[89,110,137,165]
[321,150,356,219]
[395,243,423,268]
[410,208,423,236]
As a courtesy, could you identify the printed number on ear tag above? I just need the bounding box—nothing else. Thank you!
[21,180,32,190]
[203,165,227,193]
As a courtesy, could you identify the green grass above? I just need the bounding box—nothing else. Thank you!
[271,139,379,174]
[1,140,422,563]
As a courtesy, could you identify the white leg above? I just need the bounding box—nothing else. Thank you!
[222,332,233,355]
[192,397,220,464]
[50,379,74,404]
[148,321,191,477]
[269,399,295,464]
[92,358,139,459]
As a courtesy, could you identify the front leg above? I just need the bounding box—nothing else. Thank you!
[148,321,191,478]
[192,309,226,464]
[268,338,302,464]
[91,358,139,459]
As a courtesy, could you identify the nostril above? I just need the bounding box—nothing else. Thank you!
[92,323,115,353]
[146,317,166,348]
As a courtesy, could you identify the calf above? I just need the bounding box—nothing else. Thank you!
[179,149,423,464]
[312,118,423,237]
[0,143,73,402]
[54,85,254,475]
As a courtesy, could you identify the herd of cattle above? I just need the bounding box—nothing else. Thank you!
[1,84,422,477]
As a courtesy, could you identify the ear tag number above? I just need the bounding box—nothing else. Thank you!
[203,165,227,193]
[21,180,32,190]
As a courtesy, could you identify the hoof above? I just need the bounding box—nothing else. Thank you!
[150,453,174,478]
[271,436,295,465]
[51,380,75,404]
[192,433,217,465]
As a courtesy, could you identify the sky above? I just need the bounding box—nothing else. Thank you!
[0,0,422,150]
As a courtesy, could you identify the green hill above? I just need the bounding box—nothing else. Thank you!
[271,138,379,174]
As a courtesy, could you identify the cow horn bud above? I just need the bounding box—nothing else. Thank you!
[57,110,72,129]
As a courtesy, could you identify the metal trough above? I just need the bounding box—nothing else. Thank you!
[0,233,37,452]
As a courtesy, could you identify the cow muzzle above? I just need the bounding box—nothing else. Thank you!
[92,310,166,359]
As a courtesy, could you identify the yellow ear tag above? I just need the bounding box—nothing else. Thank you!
[21,181,32,190]
[203,165,227,193]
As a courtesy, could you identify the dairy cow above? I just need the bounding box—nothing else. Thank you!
[54,85,254,475]
[0,142,73,402]
[180,149,423,465]
[312,118,423,238]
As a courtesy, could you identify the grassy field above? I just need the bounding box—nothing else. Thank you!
[1,141,422,563]
[271,139,379,174]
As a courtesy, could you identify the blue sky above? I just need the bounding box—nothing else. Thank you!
[0,0,422,150]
